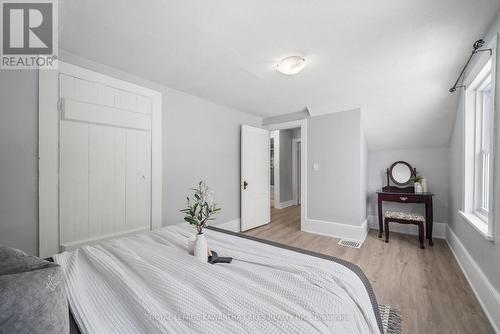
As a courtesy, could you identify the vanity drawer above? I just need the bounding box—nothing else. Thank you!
[379,193,425,203]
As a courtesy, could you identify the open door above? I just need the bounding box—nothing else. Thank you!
[241,125,270,231]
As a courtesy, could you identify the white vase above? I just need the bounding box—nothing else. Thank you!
[414,182,423,193]
[193,233,208,261]
[187,236,196,255]
[421,177,428,193]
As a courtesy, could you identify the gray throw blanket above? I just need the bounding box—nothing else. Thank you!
[0,245,69,334]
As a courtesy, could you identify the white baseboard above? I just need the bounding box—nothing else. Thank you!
[275,200,295,209]
[302,218,368,242]
[367,215,447,239]
[214,218,241,232]
[446,227,500,333]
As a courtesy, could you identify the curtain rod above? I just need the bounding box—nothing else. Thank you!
[449,39,492,93]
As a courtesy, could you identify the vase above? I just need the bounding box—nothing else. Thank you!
[414,182,423,193]
[193,233,208,261]
[421,177,428,193]
[187,236,196,255]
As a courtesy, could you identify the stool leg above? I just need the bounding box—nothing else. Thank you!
[384,220,389,243]
[419,222,424,249]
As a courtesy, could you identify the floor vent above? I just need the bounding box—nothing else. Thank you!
[338,239,362,249]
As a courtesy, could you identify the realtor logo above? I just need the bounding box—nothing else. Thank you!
[1,0,58,69]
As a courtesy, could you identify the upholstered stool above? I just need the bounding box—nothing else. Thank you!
[384,211,425,249]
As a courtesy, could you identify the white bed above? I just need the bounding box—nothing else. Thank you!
[54,224,382,334]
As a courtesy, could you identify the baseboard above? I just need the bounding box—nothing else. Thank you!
[367,215,447,239]
[446,227,500,333]
[302,217,368,242]
[275,200,295,209]
[214,218,241,233]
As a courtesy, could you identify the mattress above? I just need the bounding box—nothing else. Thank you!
[54,224,382,334]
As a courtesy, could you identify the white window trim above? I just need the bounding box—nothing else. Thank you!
[461,36,496,241]
[459,211,494,241]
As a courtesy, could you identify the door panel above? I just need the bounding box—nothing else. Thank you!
[241,125,270,231]
[126,130,151,229]
[89,125,127,237]
[59,73,153,245]
[60,121,89,243]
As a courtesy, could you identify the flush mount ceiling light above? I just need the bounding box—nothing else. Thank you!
[276,56,306,75]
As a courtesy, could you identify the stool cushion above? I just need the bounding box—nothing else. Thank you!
[384,210,425,222]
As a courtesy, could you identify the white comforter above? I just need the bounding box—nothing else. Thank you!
[54,224,381,334]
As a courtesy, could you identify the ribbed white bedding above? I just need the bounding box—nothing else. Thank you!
[54,224,382,334]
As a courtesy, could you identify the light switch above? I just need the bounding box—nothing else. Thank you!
[313,163,319,171]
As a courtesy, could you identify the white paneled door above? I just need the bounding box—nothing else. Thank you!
[241,125,270,231]
[59,73,152,247]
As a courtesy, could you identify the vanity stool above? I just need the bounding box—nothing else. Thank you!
[384,211,425,249]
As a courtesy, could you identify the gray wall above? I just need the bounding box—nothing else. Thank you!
[308,109,364,225]
[0,50,261,255]
[448,12,500,293]
[277,128,300,203]
[0,70,39,255]
[367,148,450,223]
[279,129,293,202]
[360,125,368,222]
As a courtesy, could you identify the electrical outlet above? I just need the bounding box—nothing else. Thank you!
[313,163,319,171]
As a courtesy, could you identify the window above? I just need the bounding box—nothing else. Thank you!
[462,57,495,240]
[475,78,492,219]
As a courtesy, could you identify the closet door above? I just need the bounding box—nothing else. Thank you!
[59,74,152,247]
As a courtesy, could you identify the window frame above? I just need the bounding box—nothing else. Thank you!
[473,75,492,221]
[461,38,496,241]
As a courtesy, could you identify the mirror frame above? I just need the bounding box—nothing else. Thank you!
[389,161,415,186]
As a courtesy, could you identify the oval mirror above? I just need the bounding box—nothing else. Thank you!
[389,161,413,186]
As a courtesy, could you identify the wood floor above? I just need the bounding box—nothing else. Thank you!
[243,205,494,334]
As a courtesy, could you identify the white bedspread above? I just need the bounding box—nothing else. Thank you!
[54,224,381,334]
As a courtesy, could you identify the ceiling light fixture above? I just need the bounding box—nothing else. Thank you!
[276,56,306,75]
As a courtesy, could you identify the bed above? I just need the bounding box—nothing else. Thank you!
[53,224,383,334]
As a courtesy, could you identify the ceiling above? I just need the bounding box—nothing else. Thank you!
[59,0,500,150]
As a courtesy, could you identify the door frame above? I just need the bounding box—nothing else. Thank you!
[38,62,162,257]
[265,119,307,230]
[292,138,301,206]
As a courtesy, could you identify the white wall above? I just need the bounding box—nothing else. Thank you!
[0,50,261,255]
[367,147,450,224]
[59,51,263,228]
[447,12,500,331]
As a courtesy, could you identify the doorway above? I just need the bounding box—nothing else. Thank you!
[270,127,302,229]
[239,119,306,234]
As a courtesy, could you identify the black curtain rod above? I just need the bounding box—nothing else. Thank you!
[449,39,492,93]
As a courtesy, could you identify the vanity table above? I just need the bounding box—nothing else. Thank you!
[377,161,435,246]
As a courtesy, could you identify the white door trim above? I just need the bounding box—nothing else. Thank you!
[292,138,301,205]
[265,119,307,230]
[38,62,162,257]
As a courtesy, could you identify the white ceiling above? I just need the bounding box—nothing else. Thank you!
[59,0,500,150]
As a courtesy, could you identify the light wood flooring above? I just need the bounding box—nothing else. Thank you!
[242,205,493,334]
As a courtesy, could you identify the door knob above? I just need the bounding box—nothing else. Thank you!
[243,181,248,190]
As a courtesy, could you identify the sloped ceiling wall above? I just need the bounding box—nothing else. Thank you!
[59,0,500,149]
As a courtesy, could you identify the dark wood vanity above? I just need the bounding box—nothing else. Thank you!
[377,161,435,246]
